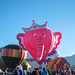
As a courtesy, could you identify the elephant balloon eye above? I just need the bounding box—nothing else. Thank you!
[34,33,37,38]
[43,33,46,37]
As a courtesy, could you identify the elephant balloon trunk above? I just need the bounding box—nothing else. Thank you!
[36,38,44,61]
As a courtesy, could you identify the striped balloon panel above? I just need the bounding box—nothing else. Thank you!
[1,49,26,59]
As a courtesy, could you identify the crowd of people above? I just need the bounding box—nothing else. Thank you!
[1,66,75,75]
[26,68,75,75]
[12,67,75,75]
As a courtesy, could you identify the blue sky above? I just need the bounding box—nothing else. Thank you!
[0,0,75,57]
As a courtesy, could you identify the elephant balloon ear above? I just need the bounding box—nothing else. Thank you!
[17,33,27,50]
[53,32,62,49]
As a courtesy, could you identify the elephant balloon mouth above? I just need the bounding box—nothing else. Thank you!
[28,43,51,58]
[28,43,51,52]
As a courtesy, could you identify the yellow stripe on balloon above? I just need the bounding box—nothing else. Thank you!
[56,58,61,64]
[12,49,17,57]
[64,63,69,69]
[54,64,56,70]
[1,49,3,56]
[12,49,15,57]
[2,49,6,56]
[24,51,26,59]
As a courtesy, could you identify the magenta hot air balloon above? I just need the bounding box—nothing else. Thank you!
[17,20,62,65]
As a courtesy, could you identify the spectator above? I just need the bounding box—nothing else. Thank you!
[59,68,63,75]
[27,71,30,75]
[13,66,23,75]
[23,70,27,75]
[41,68,49,75]
[51,70,56,75]
[71,69,73,74]
[32,70,39,75]
[56,70,60,75]
[67,71,72,75]
[48,69,51,75]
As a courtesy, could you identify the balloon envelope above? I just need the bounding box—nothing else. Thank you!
[1,44,26,69]
[17,20,62,65]
[46,57,70,70]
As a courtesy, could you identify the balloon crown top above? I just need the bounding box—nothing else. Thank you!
[22,20,48,32]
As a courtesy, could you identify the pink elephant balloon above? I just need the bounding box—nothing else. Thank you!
[17,20,62,65]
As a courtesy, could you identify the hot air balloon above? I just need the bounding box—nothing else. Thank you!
[0,44,26,71]
[17,20,62,66]
[46,57,70,71]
